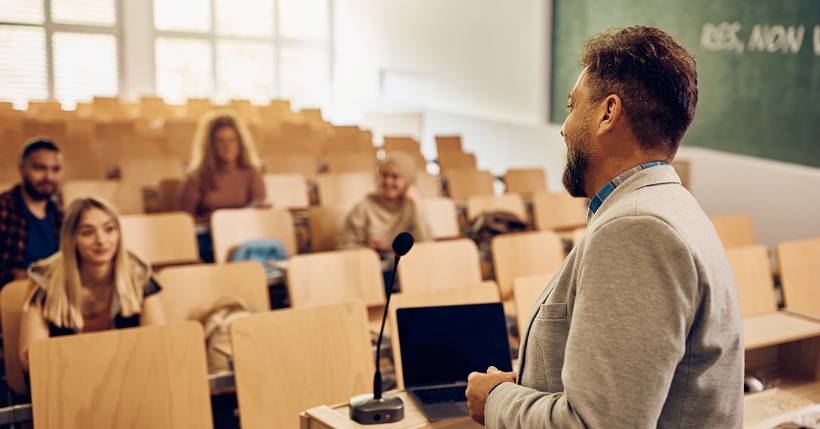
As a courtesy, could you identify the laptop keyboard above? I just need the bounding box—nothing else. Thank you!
[414,386,466,404]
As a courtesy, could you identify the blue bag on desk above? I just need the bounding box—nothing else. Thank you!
[230,239,288,277]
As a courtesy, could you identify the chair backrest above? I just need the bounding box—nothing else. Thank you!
[438,152,477,173]
[389,282,501,389]
[315,173,375,212]
[491,231,565,300]
[1,279,32,395]
[325,152,377,174]
[413,171,440,199]
[504,168,548,196]
[119,157,184,189]
[710,213,757,249]
[306,205,348,252]
[30,322,213,429]
[435,135,462,156]
[725,245,777,318]
[532,192,587,232]
[444,170,495,200]
[383,136,420,153]
[62,179,145,214]
[157,177,183,212]
[513,273,553,337]
[263,174,309,209]
[263,154,319,179]
[163,119,198,162]
[777,236,820,320]
[231,301,373,429]
[398,239,482,294]
[211,208,296,263]
[156,261,269,322]
[466,194,527,221]
[120,212,199,266]
[287,248,385,308]
[421,197,460,240]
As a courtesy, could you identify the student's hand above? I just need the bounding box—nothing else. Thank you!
[466,366,516,425]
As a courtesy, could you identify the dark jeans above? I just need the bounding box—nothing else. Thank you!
[197,231,215,263]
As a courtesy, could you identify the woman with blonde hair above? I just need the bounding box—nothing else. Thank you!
[339,152,431,252]
[18,197,165,371]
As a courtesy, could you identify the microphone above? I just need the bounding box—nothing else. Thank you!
[350,232,414,424]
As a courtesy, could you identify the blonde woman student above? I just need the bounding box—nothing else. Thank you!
[18,197,166,371]
[339,152,431,253]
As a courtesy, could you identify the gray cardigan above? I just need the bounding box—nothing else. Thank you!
[485,165,744,428]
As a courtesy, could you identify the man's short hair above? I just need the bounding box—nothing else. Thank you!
[21,138,61,163]
[582,26,698,156]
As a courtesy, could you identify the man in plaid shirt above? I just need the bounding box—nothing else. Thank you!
[0,139,64,288]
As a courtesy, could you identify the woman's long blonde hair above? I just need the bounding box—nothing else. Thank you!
[27,197,149,330]
[188,110,261,189]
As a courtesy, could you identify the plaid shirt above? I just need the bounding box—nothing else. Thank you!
[587,161,668,220]
[0,184,63,287]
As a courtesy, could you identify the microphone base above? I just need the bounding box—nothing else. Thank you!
[349,393,405,424]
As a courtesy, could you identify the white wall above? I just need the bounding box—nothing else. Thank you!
[332,0,548,124]
[678,147,820,248]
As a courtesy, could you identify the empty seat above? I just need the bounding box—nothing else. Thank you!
[210,208,296,263]
[710,213,757,249]
[398,239,482,294]
[1,280,32,395]
[777,236,820,320]
[306,205,348,252]
[315,173,375,212]
[120,212,199,266]
[421,197,460,240]
[30,322,213,429]
[444,170,494,200]
[491,231,564,300]
[435,135,462,156]
[532,192,587,232]
[263,174,309,209]
[157,261,269,322]
[438,152,477,173]
[325,152,377,174]
[119,157,184,189]
[231,301,373,429]
[504,168,548,196]
[286,248,385,308]
[62,180,145,214]
[263,154,319,179]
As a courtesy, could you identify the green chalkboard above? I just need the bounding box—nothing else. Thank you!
[550,0,820,167]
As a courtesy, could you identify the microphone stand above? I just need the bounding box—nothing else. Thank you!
[349,244,408,424]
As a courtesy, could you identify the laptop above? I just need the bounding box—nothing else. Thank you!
[396,302,512,421]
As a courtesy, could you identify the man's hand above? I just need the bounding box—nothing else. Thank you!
[466,366,516,425]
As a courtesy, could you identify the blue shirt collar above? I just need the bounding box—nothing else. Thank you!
[587,160,668,220]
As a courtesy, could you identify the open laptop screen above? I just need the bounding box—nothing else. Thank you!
[397,303,513,388]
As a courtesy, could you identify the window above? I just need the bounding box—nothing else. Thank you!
[0,0,120,107]
[153,0,331,109]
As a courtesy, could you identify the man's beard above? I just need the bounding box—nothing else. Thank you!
[23,179,54,201]
[562,117,592,198]
[562,144,590,198]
